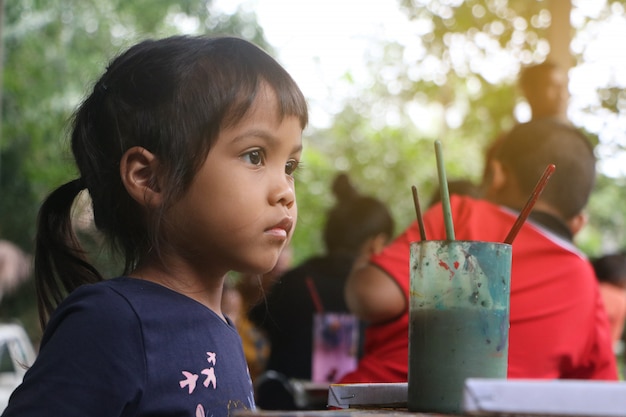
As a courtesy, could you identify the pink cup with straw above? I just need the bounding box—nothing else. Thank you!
[306,277,359,383]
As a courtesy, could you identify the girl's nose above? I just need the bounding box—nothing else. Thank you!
[271,175,296,209]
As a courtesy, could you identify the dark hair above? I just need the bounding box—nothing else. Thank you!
[35,35,308,327]
[493,119,595,220]
[592,253,626,289]
[428,179,481,208]
[322,173,394,256]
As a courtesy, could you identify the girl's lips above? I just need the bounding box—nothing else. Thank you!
[266,228,288,238]
[266,217,293,238]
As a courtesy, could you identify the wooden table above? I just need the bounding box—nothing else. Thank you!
[236,409,459,417]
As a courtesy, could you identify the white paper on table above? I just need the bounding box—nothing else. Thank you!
[463,378,626,416]
[327,382,407,409]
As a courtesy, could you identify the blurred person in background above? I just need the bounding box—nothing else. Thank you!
[342,119,617,383]
[483,60,571,184]
[221,247,293,382]
[518,60,570,123]
[591,252,626,357]
[0,240,31,302]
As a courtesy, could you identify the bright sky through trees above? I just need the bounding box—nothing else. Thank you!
[213,0,626,175]
[213,0,416,128]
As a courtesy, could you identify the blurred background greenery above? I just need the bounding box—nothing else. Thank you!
[1,0,626,341]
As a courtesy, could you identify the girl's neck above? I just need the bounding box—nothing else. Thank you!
[130,259,227,319]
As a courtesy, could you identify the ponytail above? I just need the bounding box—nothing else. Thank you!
[35,179,103,329]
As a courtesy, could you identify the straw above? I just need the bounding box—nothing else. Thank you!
[503,163,557,245]
[305,276,324,313]
[434,140,455,241]
[411,185,427,241]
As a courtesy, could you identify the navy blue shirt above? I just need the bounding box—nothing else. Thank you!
[3,277,255,417]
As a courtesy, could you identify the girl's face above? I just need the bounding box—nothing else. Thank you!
[165,83,303,278]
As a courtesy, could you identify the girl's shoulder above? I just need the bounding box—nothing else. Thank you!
[43,277,232,352]
[57,276,216,321]
[43,277,148,341]
[54,277,161,317]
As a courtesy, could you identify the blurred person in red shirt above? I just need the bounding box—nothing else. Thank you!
[342,119,618,383]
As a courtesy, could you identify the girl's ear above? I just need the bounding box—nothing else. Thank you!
[120,146,163,209]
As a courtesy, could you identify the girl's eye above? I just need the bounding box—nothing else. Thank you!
[285,159,299,176]
[242,150,264,166]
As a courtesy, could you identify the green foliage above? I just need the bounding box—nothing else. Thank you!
[0,140,38,248]
[581,174,626,256]
[0,1,275,333]
[2,0,626,280]
[0,0,270,251]
[308,0,626,259]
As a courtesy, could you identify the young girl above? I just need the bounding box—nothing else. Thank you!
[2,35,308,417]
